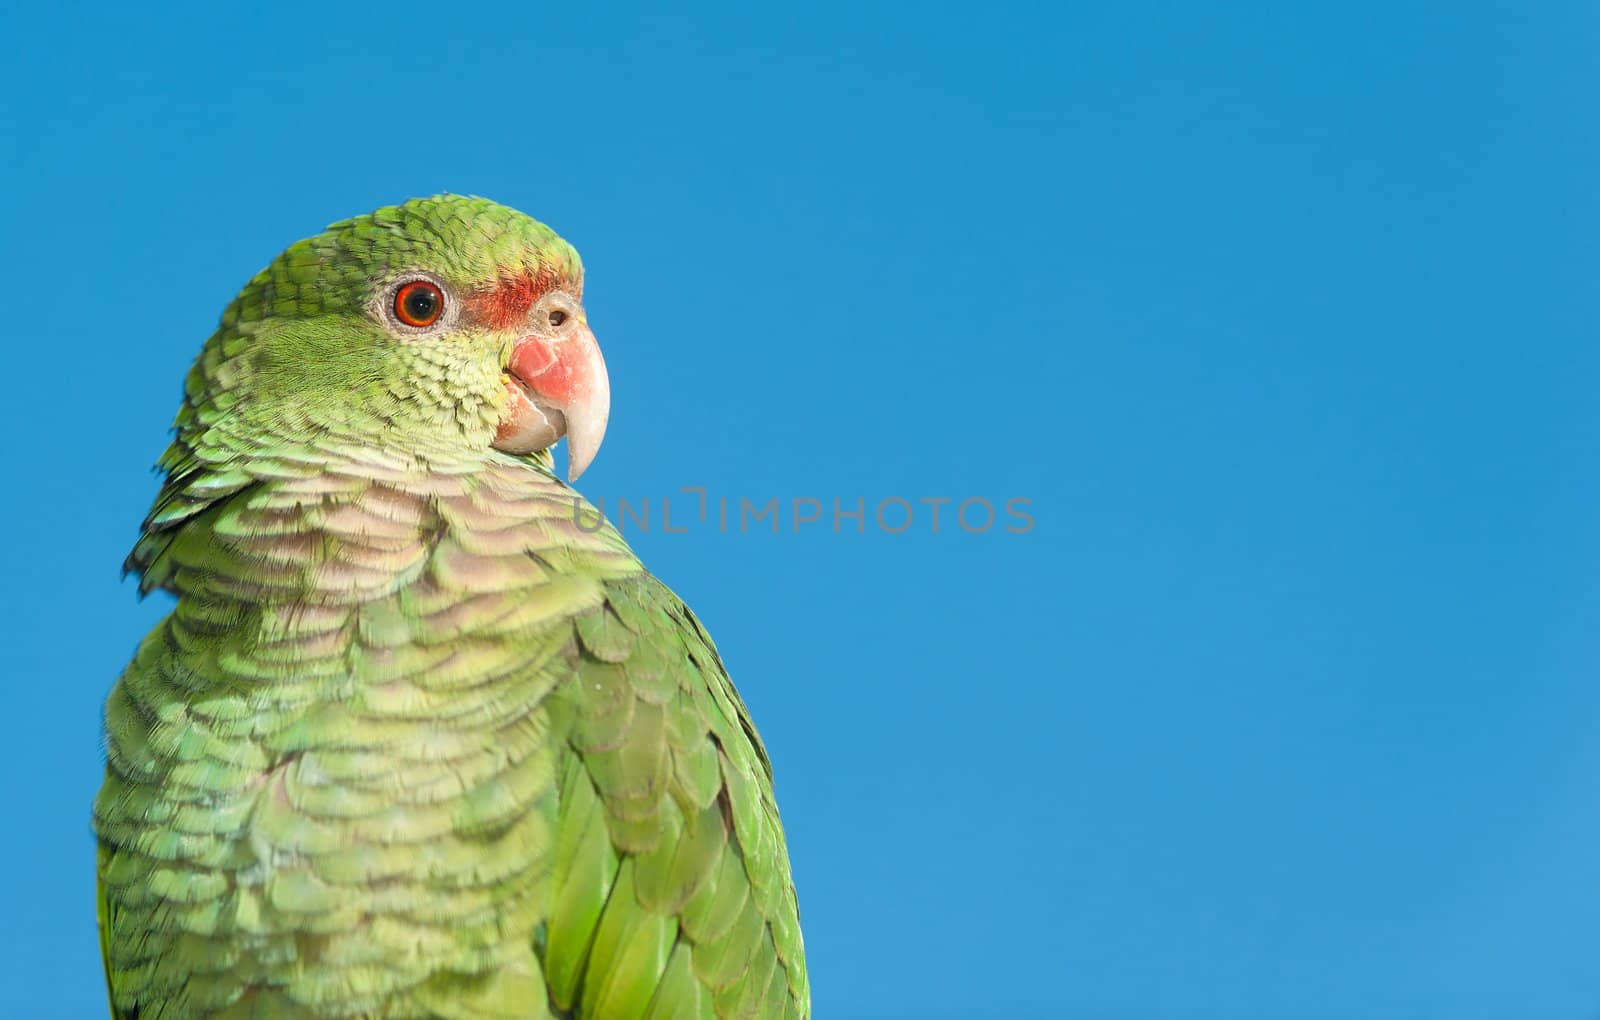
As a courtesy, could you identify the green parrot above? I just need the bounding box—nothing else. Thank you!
[93,196,809,1019]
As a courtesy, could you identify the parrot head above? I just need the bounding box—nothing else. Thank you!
[184,195,609,480]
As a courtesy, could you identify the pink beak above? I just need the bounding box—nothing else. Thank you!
[491,321,610,481]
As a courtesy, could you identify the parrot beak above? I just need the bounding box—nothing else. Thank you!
[491,320,610,481]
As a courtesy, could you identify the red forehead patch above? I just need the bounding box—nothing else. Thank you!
[464,265,567,330]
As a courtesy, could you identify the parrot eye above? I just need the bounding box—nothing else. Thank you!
[393,280,445,328]
[547,310,568,328]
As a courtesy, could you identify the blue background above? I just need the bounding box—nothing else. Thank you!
[5,3,1598,1017]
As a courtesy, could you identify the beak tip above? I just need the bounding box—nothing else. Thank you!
[565,434,599,483]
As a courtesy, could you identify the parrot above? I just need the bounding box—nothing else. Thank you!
[92,195,809,1019]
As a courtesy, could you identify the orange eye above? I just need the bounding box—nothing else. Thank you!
[394,280,444,327]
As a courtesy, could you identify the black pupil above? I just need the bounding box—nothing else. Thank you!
[549,310,567,327]
[404,286,438,321]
